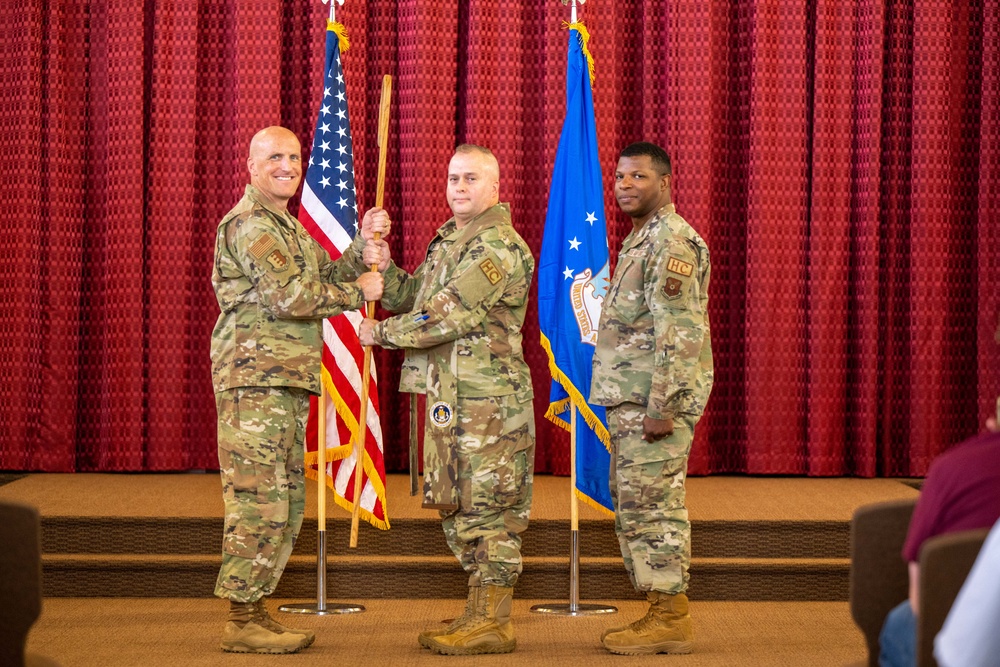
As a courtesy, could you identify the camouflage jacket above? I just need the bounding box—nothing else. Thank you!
[590,203,713,420]
[372,203,534,401]
[211,184,367,394]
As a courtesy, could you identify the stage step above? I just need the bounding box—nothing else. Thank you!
[40,553,851,601]
[0,473,919,602]
[39,517,849,559]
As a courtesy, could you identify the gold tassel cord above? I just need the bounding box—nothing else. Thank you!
[327,20,350,53]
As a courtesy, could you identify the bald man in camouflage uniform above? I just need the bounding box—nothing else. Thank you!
[590,142,713,655]
[360,144,535,656]
[211,126,389,654]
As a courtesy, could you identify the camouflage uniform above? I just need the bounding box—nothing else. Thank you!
[590,203,713,595]
[372,203,535,587]
[211,184,368,602]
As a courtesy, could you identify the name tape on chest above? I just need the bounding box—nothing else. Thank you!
[479,258,504,285]
[666,256,694,277]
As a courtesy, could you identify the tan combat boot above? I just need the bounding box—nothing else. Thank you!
[418,579,480,648]
[220,600,308,654]
[254,598,316,647]
[601,591,693,655]
[425,584,516,655]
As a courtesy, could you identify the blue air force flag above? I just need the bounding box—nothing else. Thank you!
[538,23,613,514]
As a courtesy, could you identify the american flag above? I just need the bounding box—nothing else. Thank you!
[299,21,389,530]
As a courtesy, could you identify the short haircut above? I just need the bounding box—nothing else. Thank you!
[454,143,495,159]
[619,142,671,176]
[453,143,500,179]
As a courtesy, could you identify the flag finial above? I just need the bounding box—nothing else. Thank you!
[322,0,346,24]
[561,0,586,24]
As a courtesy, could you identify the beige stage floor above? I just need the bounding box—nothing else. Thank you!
[0,472,919,523]
[26,597,868,667]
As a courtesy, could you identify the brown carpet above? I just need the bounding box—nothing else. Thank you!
[0,473,918,523]
[26,597,868,667]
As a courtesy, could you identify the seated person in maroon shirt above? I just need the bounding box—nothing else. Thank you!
[878,418,1000,667]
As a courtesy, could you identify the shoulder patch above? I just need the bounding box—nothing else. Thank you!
[666,256,694,277]
[480,258,504,285]
[249,233,277,260]
[266,249,289,273]
[663,277,683,299]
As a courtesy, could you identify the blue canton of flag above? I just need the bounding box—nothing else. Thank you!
[301,29,357,245]
[538,23,613,514]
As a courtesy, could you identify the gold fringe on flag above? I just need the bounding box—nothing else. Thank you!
[540,332,612,453]
[564,21,595,86]
[302,365,391,530]
[576,488,615,517]
[327,20,350,53]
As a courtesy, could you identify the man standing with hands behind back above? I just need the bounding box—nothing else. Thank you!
[590,141,714,656]
[211,126,389,654]
[359,144,535,656]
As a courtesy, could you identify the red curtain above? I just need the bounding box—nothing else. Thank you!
[2,0,997,477]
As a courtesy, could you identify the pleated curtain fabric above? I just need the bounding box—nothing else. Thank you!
[1,0,997,478]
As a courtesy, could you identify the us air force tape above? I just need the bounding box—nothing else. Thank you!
[430,401,453,428]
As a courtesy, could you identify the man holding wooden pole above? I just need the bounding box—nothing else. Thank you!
[210,126,390,654]
[359,144,536,655]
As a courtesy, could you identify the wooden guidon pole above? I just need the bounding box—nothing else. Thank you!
[350,74,392,548]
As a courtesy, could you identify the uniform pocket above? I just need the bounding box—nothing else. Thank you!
[216,387,280,466]
[491,449,529,507]
[219,451,267,559]
[606,255,645,324]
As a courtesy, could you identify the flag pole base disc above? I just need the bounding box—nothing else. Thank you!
[278,602,365,615]
[529,602,617,616]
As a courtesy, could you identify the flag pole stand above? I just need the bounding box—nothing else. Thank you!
[531,407,617,616]
[280,382,365,615]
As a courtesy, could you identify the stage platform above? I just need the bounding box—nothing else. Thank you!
[0,473,919,601]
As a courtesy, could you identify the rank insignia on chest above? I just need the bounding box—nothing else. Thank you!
[664,277,683,298]
[666,256,694,277]
[430,401,454,428]
[266,249,289,272]
[479,258,503,285]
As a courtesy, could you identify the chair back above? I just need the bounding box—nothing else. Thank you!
[917,528,990,667]
[0,501,43,667]
[850,498,916,667]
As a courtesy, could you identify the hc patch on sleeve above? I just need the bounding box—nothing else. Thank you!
[666,256,694,277]
[249,233,277,260]
[479,258,504,285]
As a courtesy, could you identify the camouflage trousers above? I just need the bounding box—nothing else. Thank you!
[214,386,310,603]
[439,394,535,587]
[607,403,697,595]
